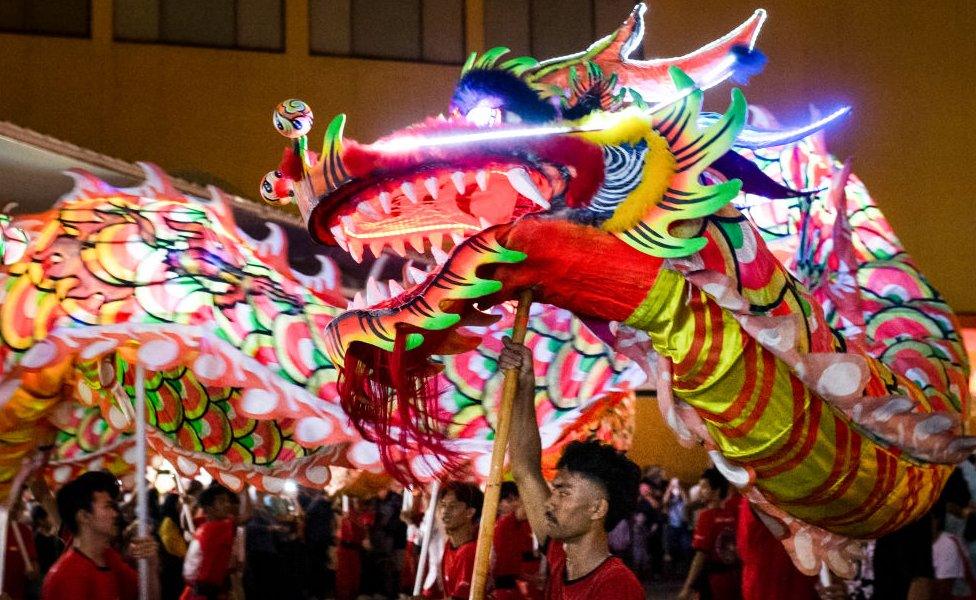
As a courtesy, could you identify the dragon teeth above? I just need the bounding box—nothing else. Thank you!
[401,182,418,204]
[348,291,365,309]
[428,231,443,250]
[366,278,388,304]
[347,239,364,263]
[367,241,386,258]
[358,202,380,219]
[450,231,465,245]
[451,171,466,194]
[408,236,426,253]
[505,168,549,209]
[424,177,439,200]
[340,215,356,232]
[479,217,492,229]
[476,170,488,191]
[406,265,427,284]
[329,225,348,251]
[387,279,405,296]
[388,238,407,257]
[430,244,449,264]
[378,191,392,213]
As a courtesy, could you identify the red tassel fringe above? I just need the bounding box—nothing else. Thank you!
[337,330,461,483]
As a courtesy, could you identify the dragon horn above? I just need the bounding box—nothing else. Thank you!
[322,113,350,194]
[527,4,766,102]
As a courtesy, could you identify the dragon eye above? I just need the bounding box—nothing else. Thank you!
[465,103,502,127]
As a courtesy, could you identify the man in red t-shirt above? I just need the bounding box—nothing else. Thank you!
[737,498,819,600]
[502,337,644,600]
[432,481,482,600]
[679,468,741,600]
[180,483,240,600]
[493,482,543,600]
[42,471,159,600]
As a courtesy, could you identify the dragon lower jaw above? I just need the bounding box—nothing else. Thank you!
[324,218,668,372]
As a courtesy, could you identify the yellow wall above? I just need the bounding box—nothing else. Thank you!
[0,0,972,310]
[627,395,710,483]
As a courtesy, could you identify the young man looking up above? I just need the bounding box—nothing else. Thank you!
[433,481,483,600]
[42,471,159,600]
[501,337,644,600]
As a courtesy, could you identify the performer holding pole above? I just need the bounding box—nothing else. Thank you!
[470,289,533,600]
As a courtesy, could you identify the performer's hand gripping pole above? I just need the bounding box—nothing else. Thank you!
[470,289,533,600]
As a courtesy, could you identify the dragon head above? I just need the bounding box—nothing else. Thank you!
[261,4,841,466]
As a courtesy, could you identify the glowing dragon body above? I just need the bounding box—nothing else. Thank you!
[269,4,971,575]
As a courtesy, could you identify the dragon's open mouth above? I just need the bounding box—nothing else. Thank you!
[315,141,565,271]
[325,163,557,265]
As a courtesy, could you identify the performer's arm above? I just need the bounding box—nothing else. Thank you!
[678,551,706,600]
[500,336,550,543]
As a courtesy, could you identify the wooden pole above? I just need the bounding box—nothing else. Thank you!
[470,289,533,600]
[135,363,150,600]
[173,474,196,535]
[412,480,441,597]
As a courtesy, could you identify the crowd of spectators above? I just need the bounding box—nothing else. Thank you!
[4,456,976,599]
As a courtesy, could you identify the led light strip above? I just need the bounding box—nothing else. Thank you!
[372,123,606,153]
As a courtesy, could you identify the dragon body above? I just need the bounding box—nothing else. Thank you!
[266,4,972,575]
[0,168,635,494]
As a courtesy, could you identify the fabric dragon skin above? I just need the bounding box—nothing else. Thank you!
[0,167,636,496]
[269,4,973,576]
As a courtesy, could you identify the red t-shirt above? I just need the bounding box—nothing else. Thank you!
[692,495,742,600]
[737,499,817,600]
[181,517,236,600]
[442,539,478,599]
[42,547,138,600]
[544,541,643,600]
[493,513,542,599]
[6,521,38,599]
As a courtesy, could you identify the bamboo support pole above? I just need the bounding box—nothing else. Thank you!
[470,289,533,600]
